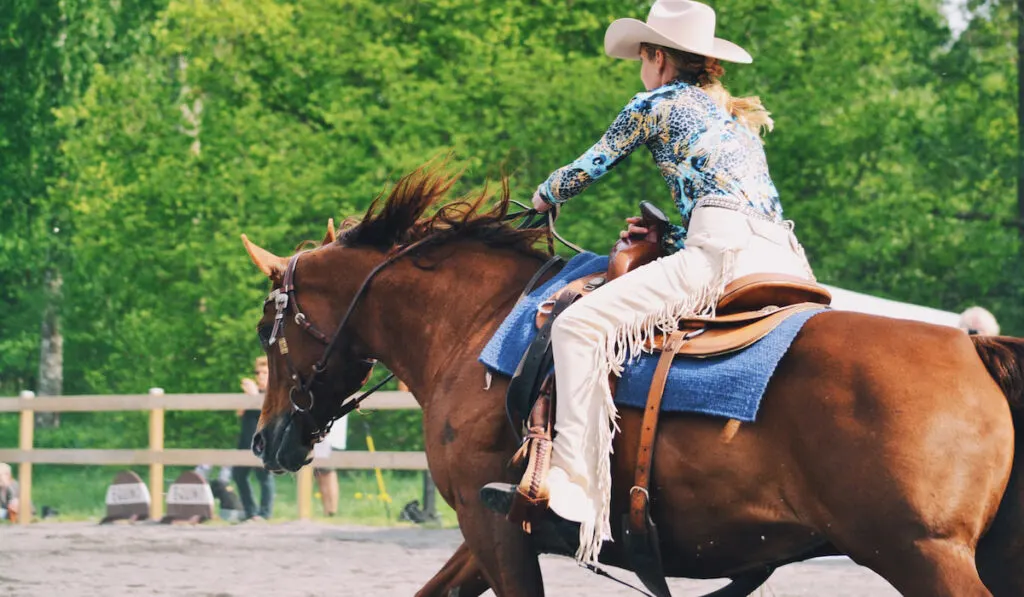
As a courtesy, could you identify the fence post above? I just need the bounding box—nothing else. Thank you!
[17,391,34,525]
[297,466,313,520]
[148,387,165,520]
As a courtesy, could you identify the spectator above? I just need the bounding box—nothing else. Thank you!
[194,464,233,485]
[232,356,275,521]
[195,465,244,522]
[959,306,1000,336]
[0,462,20,522]
[312,415,347,517]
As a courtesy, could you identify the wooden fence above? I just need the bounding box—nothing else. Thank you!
[0,390,423,525]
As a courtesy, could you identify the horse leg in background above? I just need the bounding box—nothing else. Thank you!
[415,541,489,597]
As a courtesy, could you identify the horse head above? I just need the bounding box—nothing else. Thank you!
[241,221,381,472]
[240,166,547,472]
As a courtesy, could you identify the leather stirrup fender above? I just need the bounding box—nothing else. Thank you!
[623,329,688,597]
[507,288,580,437]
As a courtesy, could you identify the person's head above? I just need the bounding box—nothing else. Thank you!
[959,306,1000,336]
[254,356,270,391]
[0,463,12,487]
[607,0,773,136]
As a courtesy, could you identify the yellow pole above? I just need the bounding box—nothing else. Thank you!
[18,390,34,526]
[364,431,392,518]
[297,466,313,520]
[148,388,165,521]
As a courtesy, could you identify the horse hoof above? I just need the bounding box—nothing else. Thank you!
[479,482,516,515]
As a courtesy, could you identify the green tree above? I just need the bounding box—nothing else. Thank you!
[5,0,1024,450]
[0,0,166,397]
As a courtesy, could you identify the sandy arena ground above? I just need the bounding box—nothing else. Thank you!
[1,522,899,596]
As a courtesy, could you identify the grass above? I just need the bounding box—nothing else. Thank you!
[18,464,457,527]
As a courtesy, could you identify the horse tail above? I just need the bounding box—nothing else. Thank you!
[972,335,1024,595]
[972,336,1024,410]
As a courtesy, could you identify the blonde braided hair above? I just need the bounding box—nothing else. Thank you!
[641,43,774,138]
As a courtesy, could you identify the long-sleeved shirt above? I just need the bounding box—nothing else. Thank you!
[537,80,783,252]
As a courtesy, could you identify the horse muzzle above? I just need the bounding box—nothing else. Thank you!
[253,413,313,473]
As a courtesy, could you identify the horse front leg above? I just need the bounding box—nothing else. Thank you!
[421,375,544,595]
[431,433,544,595]
[415,541,489,597]
[457,499,544,597]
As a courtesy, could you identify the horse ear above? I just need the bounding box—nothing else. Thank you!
[241,234,287,279]
[321,218,337,246]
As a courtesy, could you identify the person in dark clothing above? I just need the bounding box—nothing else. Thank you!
[232,356,275,520]
[0,462,20,522]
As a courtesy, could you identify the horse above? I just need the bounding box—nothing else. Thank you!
[241,166,1024,596]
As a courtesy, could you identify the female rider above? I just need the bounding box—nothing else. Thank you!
[485,0,815,564]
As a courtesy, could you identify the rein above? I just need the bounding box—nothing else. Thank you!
[267,235,435,442]
[265,204,582,443]
[507,203,585,255]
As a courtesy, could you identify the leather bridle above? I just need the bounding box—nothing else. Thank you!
[262,205,576,444]
[263,235,435,443]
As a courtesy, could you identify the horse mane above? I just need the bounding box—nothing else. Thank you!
[340,164,548,260]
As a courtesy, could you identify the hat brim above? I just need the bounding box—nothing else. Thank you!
[604,18,752,64]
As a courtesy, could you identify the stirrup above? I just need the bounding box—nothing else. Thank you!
[479,426,554,532]
[479,482,582,558]
[478,480,551,534]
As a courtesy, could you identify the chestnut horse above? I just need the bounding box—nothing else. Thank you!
[243,168,1024,596]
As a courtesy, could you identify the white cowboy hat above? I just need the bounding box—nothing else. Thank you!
[604,0,752,64]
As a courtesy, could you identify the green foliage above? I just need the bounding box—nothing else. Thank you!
[0,0,166,395]
[1,0,1023,451]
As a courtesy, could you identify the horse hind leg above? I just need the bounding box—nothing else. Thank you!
[415,541,489,597]
[976,451,1024,597]
[864,539,992,597]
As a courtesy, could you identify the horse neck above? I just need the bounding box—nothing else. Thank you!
[347,242,547,402]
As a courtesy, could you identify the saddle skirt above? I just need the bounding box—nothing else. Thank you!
[478,252,828,422]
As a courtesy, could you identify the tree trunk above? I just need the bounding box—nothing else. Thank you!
[1018,0,1024,246]
[36,269,62,428]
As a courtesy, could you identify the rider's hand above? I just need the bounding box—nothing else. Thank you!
[532,189,553,213]
[619,216,649,239]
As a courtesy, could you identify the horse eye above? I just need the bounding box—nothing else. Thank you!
[257,324,273,348]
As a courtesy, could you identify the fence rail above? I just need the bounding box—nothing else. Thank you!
[0,391,424,525]
[0,392,419,413]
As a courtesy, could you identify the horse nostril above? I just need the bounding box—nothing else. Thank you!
[252,431,265,457]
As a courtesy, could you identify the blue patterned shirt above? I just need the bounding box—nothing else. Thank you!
[537,80,783,252]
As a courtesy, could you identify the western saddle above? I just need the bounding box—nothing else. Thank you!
[503,202,830,597]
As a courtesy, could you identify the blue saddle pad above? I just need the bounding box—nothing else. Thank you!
[478,252,825,422]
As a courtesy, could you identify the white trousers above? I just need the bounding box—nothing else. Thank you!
[547,207,814,563]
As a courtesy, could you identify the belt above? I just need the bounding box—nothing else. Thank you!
[693,197,783,226]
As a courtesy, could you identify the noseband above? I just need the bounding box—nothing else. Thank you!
[264,236,435,442]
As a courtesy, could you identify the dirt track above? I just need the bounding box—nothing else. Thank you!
[1,522,899,596]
